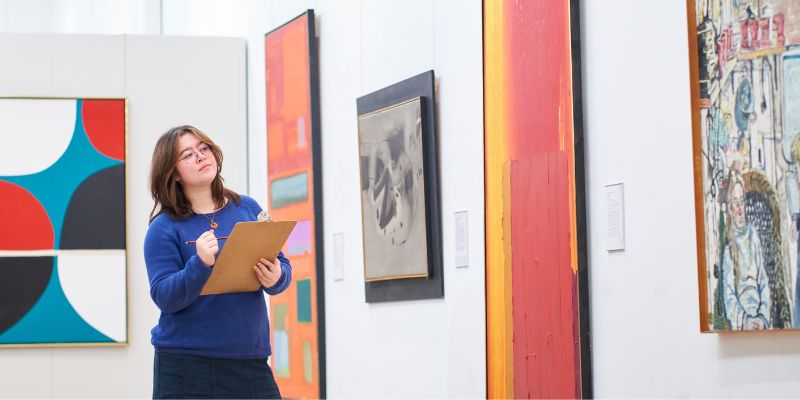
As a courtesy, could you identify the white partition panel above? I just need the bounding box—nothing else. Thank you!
[0,33,246,399]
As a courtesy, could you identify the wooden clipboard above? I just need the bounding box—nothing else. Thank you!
[200,220,297,295]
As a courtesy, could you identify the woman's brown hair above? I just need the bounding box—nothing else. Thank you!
[148,125,240,223]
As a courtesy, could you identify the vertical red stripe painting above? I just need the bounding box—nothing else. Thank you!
[265,10,325,398]
[484,1,591,397]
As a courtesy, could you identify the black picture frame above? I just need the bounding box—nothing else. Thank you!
[570,0,593,396]
[356,70,443,303]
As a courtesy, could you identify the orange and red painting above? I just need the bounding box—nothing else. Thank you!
[265,10,325,398]
[484,0,591,398]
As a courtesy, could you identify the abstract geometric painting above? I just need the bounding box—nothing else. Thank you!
[265,9,326,398]
[0,98,127,346]
[688,0,800,332]
[356,70,443,303]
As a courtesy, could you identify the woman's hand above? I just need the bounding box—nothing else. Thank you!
[195,230,219,267]
[254,257,281,288]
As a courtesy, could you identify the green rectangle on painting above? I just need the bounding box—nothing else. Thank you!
[297,279,312,323]
[270,172,308,209]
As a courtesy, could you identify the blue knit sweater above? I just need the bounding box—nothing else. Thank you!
[144,195,291,359]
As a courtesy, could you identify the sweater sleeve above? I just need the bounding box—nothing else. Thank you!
[264,250,292,295]
[144,217,213,313]
[239,195,262,220]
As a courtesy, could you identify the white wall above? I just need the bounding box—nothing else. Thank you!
[162,0,270,202]
[9,0,800,398]
[0,0,485,398]
[0,33,246,398]
[161,0,328,206]
[0,0,161,35]
[581,1,800,398]
[164,0,486,398]
[318,1,485,397]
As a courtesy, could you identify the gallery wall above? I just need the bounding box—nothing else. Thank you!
[0,33,247,398]
[302,2,486,397]
[165,0,486,397]
[581,0,800,397]
[6,0,800,398]
[164,0,485,397]
[0,0,161,35]
[0,0,485,398]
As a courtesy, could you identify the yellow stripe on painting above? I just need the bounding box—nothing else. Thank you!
[484,0,514,398]
[562,51,578,276]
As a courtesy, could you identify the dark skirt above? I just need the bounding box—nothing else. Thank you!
[153,351,282,399]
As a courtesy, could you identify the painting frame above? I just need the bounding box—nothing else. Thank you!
[0,96,129,348]
[687,0,800,333]
[484,0,592,396]
[356,70,443,303]
[265,9,326,397]
[357,96,431,283]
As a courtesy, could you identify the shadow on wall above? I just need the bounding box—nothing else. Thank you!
[716,331,800,389]
[718,331,800,357]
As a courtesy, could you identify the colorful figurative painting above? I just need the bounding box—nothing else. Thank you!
[689,0,800,331]
[357,97,430,282]
[356,71,443,303]
[0,98,127,346]
[484,0,591,398]
[265,10,325,398]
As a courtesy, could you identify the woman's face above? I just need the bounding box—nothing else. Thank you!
[174,133,218,190]
[730,182,746,229]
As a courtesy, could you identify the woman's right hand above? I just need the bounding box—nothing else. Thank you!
[195,230,219,267]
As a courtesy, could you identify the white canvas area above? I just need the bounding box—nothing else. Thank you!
[57,252,127,342]
[0,99,75,176]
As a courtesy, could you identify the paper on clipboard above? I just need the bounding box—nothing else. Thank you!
[200,220,297,295]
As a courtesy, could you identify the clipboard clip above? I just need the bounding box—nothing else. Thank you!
[258,210,272,222]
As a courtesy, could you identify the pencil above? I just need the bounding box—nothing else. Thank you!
[185,236,229,244]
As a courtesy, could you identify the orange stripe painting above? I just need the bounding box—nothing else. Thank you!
[484,0,591,398]
[265,10,325,399]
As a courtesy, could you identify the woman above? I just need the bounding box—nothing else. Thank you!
[144,125,290,399]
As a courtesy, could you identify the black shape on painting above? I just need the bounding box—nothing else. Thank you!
[744,185,792,328]
[61,165,126,249]
[0,257,53,334]
[357,70,443,303]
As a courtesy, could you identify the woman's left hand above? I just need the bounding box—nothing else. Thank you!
[254,257,281,288]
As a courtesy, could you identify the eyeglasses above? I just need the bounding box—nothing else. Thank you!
[178,144,212,164]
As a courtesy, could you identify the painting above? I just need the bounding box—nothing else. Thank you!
[484,0,591,398]
[265,9,326,398]
[358,97,429,281]
[357,70,443,303]
[0,97,127,346]
[689,0,800,332]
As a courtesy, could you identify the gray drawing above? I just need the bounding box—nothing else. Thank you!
[358,97,429,281]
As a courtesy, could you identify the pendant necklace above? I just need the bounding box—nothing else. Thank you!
[196,207,219,229]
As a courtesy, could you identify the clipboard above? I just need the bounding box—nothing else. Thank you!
[200,220,297,295]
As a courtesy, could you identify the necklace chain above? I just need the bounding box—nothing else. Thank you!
[195,206,220,229]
